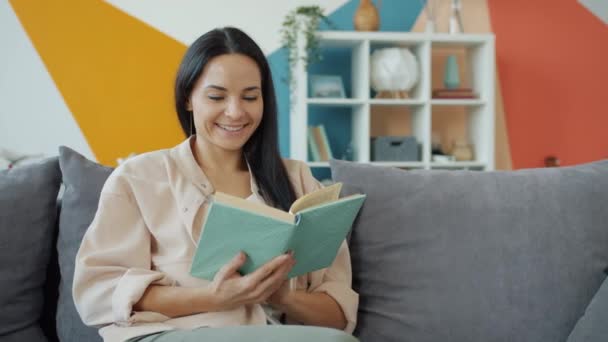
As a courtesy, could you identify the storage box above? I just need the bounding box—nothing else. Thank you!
[371,136,420,161]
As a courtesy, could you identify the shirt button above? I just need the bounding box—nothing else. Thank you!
[183,207,188,212]
[201,183,206,188]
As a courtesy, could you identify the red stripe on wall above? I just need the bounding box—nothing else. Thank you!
[488,0,608,168]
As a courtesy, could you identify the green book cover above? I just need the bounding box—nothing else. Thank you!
[189,183,366,280]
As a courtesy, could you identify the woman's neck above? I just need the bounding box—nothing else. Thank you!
[191,136,247,174]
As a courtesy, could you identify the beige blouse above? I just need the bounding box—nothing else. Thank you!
[72,137,358,342]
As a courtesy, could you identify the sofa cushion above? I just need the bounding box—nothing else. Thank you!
[567,275,608,342]
[330,159,608,342]
[0,158,62,342]
[57,147,112,342]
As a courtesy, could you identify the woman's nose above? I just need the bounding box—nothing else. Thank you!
[224,98,245,119]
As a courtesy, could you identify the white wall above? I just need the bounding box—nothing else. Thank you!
[579,0,608,24]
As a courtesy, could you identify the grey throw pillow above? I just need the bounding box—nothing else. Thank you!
[57,147,113,342]
[0,158,62,342]
[330,159,608,342]
[567,275,608,342]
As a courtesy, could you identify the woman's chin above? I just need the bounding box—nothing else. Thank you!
[210,138,248,152]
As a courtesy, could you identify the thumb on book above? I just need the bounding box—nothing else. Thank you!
[216,251,247,281]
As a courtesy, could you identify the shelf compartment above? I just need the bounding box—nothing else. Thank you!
[307,106,356,163]
[307,41,368,100]
[430,40,494,104]
[370,104,429,164]
[431,105,492,169]
[369,40,429,101]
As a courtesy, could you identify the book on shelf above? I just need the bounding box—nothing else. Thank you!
[319,125,333,159]
[311,127,328,161]
[432,88,478,99]
[309,125,333,161]
[189,183,367,280]
[307,126,321,162]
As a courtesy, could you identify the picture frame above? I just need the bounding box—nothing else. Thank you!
[309,75,346,98]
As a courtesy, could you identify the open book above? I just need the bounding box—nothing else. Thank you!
[189,183,366,280]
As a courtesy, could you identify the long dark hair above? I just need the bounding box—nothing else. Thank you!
[174,27,296,211]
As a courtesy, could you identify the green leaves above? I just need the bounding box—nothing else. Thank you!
[280,6,332,85]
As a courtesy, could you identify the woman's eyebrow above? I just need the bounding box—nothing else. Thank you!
[205,85,227,91]
[204,85,260,91]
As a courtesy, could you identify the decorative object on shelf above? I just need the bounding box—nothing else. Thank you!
[341,141,355,161]
[432,154,456,163]
[371,136,420,162]
[451,139,474,161]
[431,132,445,155]
[448,0,464,34]
[354,0,380,31]
[420,0,438,33]
[443,55,461,89]
[432,87,478,99]
[308,125,333,161]
[544,155,560,167]
[310,75,346,98]
[370,48,419,99]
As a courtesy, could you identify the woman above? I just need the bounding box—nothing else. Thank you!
[73,27,358,342]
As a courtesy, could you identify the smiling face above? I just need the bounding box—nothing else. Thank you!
[187,53,263,154]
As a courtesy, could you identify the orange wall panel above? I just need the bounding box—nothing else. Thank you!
[488,0,608,168]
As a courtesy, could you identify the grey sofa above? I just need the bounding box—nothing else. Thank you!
[1,146,607,342]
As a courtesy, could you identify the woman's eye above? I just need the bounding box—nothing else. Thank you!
[243,96,258,102]
[208,96,224,101]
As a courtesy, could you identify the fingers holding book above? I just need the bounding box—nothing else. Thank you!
[209,251,295,311]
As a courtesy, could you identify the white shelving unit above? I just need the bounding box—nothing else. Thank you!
[290,31,495,170]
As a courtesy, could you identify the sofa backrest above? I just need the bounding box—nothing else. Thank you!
[331,159,608,342]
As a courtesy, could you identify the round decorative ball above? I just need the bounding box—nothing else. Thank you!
[370,48,419,95]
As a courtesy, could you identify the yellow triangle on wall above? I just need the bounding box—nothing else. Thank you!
[10,0,187,166]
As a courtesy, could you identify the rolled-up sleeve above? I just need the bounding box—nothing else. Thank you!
[72,175,172,327]
[309,240,359,333]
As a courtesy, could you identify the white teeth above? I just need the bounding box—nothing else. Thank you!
[217,124,245,132]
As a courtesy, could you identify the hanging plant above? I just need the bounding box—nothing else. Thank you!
[280,6,333,86]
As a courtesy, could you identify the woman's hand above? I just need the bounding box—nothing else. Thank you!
[209,251,295,311]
